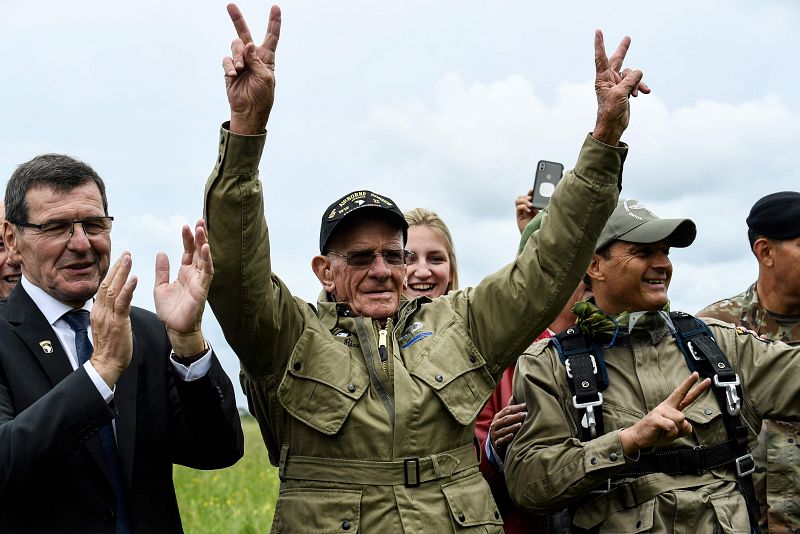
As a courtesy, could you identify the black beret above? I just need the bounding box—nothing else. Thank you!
[746,191,800,240]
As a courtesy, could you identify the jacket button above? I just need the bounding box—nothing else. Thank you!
[609,453,618,462]
[435,374,444,382]
[293,362,301,371]
[347,384,356,393]
[457,512,465,522]
[469,356,476,363]
[590,457,598,465]
[704,408,713,415]
[342,520,351,530]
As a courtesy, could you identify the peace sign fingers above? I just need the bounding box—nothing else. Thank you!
[665,372,711,411]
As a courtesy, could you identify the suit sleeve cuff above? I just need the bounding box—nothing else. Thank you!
[84,360,115,403]
[170,350,213,381]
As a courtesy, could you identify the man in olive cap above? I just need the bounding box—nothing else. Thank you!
[698,191,800,532]
[506,199,800,532]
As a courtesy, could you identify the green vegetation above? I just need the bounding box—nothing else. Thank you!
[174,415,279,533]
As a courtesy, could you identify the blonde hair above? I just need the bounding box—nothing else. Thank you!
[404,208,459,292]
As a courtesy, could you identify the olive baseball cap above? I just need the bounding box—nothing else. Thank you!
[746,191,800,240]
[595,199,696,251]
[319,190,408,253]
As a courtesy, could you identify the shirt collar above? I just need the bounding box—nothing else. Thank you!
[21,275,92,326]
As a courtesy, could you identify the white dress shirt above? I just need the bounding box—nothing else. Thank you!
[21,276,211,405]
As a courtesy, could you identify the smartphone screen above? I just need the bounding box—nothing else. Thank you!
[532,160,564,209]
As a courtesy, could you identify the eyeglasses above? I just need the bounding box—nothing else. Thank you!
[10,216,114,240]
[328,249,413,267]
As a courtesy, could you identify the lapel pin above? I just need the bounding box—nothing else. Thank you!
[39,340,54,354]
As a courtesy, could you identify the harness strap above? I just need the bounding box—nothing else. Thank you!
[670,311,761,534]
[280,442,478,487]
[614,439,754,477]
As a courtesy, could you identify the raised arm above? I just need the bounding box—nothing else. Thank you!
[455,32,647,373]
[204,4,303,380]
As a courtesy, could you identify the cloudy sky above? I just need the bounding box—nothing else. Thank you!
[2,0,798,405]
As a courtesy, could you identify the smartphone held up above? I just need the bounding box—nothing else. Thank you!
[531,160,564,209]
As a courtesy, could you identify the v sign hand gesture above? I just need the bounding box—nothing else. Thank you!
[592,31,650,147]
[620,372,711,456]
[223,4,282,135]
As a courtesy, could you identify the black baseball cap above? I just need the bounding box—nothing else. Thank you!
[319,190,408,253]
[746,191,800,240]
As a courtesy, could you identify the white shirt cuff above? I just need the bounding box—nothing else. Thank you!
[485,434,505,473]
[170,350,213,381]
[84,360,115,403]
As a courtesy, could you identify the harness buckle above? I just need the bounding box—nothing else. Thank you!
[686,340,704,361]
[713,374,742,416]
[403,457,421,487]
[589,478,612,495]
[574,393,603,439]
[735,453,755,477]
[564,354,598,379]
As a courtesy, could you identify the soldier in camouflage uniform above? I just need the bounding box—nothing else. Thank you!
[698,191,800,534]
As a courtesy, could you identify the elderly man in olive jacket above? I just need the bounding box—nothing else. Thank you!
[203,4,649,532]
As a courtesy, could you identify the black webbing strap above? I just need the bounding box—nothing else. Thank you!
[670,312,761,534]
[554,328,609,441]
[614,439,752,477]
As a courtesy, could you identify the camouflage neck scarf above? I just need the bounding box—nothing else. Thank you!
[572,300,671,345]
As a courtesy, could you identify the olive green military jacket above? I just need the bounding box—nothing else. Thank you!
[203,125,624,533]
[698,283,800,534]
[506,317,800,534]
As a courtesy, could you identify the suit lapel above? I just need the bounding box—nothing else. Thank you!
[5,285,113,483]
[6,286,73,387]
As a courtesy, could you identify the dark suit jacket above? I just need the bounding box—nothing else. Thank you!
[0,285,244,533]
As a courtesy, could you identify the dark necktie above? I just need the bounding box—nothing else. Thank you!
[62,309,133,534]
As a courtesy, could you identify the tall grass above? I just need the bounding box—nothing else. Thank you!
[174,415,280,533]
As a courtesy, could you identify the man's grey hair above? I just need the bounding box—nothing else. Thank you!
[5,154,109,227]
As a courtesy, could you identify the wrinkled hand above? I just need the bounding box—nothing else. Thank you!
[223,3,282,135]
[90,252,138,387]
[154,221,213,357]
[515,190,539,234]
[592,30,650,146]
[490,402,527,461]
[620,372,711,456]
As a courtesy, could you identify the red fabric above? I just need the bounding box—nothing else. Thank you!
[475,331,552,534]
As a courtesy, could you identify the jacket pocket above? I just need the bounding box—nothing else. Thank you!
[595,498,655,533]
[278,328,368,435]
[708,490,751,534]
[441,472,504,532]
[407,323,496,426]
[271,488,361,533]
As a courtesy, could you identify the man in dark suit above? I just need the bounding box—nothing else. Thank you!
[0,154,244,533]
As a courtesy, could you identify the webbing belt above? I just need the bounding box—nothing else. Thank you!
[614,439,755,477]
[279,442,478,487]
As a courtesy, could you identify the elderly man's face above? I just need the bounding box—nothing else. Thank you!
[0,204,22,300]
[321,217,406,322]
[590,240,672,315]
[5,182,111,307]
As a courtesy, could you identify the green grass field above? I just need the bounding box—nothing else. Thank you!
[174,416,280,533]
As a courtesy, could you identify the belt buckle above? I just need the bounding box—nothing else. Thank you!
[735,454,755,477]
[404,457,421,487]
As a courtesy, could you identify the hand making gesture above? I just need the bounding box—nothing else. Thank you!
[154,221,214,358]
[224,3,282,135]
[592,31,650,146]
[620,372,711,455]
